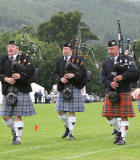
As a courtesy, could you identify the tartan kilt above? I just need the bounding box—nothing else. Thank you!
[102,92,135,117]
[0,92,36,116]
[55,87,85,112]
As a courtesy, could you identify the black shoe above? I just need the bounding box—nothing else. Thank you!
[12,129,16,142]
[112,129,117,135]
[68,133,74,140]
[12,139,21,145]
[113,131,121,144]
[61,127,69,138]
[117,138,125,145]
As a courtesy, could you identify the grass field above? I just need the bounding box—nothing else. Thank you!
[0,102,140,160]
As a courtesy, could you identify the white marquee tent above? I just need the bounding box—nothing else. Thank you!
[30,82,45,103]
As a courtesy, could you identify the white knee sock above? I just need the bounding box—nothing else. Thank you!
[14,121,24,141]
[120,121,129,140]
[108,118,121,132]
[117,117,121,127]
[68,116,76,134]
[3,118,14,130]
[58,114,69,128]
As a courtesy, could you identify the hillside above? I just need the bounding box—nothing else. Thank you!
[1,0,140,42]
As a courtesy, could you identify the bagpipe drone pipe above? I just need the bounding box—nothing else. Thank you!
[11,26,42,83]
[65,55,90,81]
[6,26,43,106]
[65,26,99,82]
[111,19,139,82]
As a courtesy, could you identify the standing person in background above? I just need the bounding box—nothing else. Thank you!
[44,91,48,103]
[34,91,38,104]
[50,89,55,104]
[0,40,36,145]
[38,90,43,103]
[54,42,87,140]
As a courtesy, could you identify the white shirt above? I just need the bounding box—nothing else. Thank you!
[9,54,18,61]
[64,56,71,62]
[114,54,119,62]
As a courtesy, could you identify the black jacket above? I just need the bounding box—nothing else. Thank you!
[53,56,87,91]
[0,54,35,95]
[100,55,138,93]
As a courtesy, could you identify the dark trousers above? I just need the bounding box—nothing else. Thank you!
[35,97,38,104]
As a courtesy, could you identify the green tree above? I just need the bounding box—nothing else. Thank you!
[0,24,108,95]
[134,39,140,67]
[0,32,11,55]
[84,45,107,96]
[0,27,62,92]
[32,42,62,92]
[37,11,98,47]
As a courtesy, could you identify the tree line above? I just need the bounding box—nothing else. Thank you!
[1,0,140,43]
[0,11,139,96]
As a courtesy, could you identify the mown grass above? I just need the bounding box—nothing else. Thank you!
[0,102,140,160]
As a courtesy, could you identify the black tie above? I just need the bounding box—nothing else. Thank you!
[9,56,14,61]
[64,56,68,62]
[111,57,115,64]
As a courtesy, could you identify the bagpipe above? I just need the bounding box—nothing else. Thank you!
[6,26,43,106]
[11,26,42,82]
[65,26,99,82]
[108,20,138,104]
[112,19,138,78]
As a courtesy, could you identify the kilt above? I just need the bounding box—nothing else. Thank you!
[55,87,85,112]
[102,92,135,117]
[0,92,36,116]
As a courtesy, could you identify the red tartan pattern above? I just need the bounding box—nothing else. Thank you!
[102,92,135,117]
